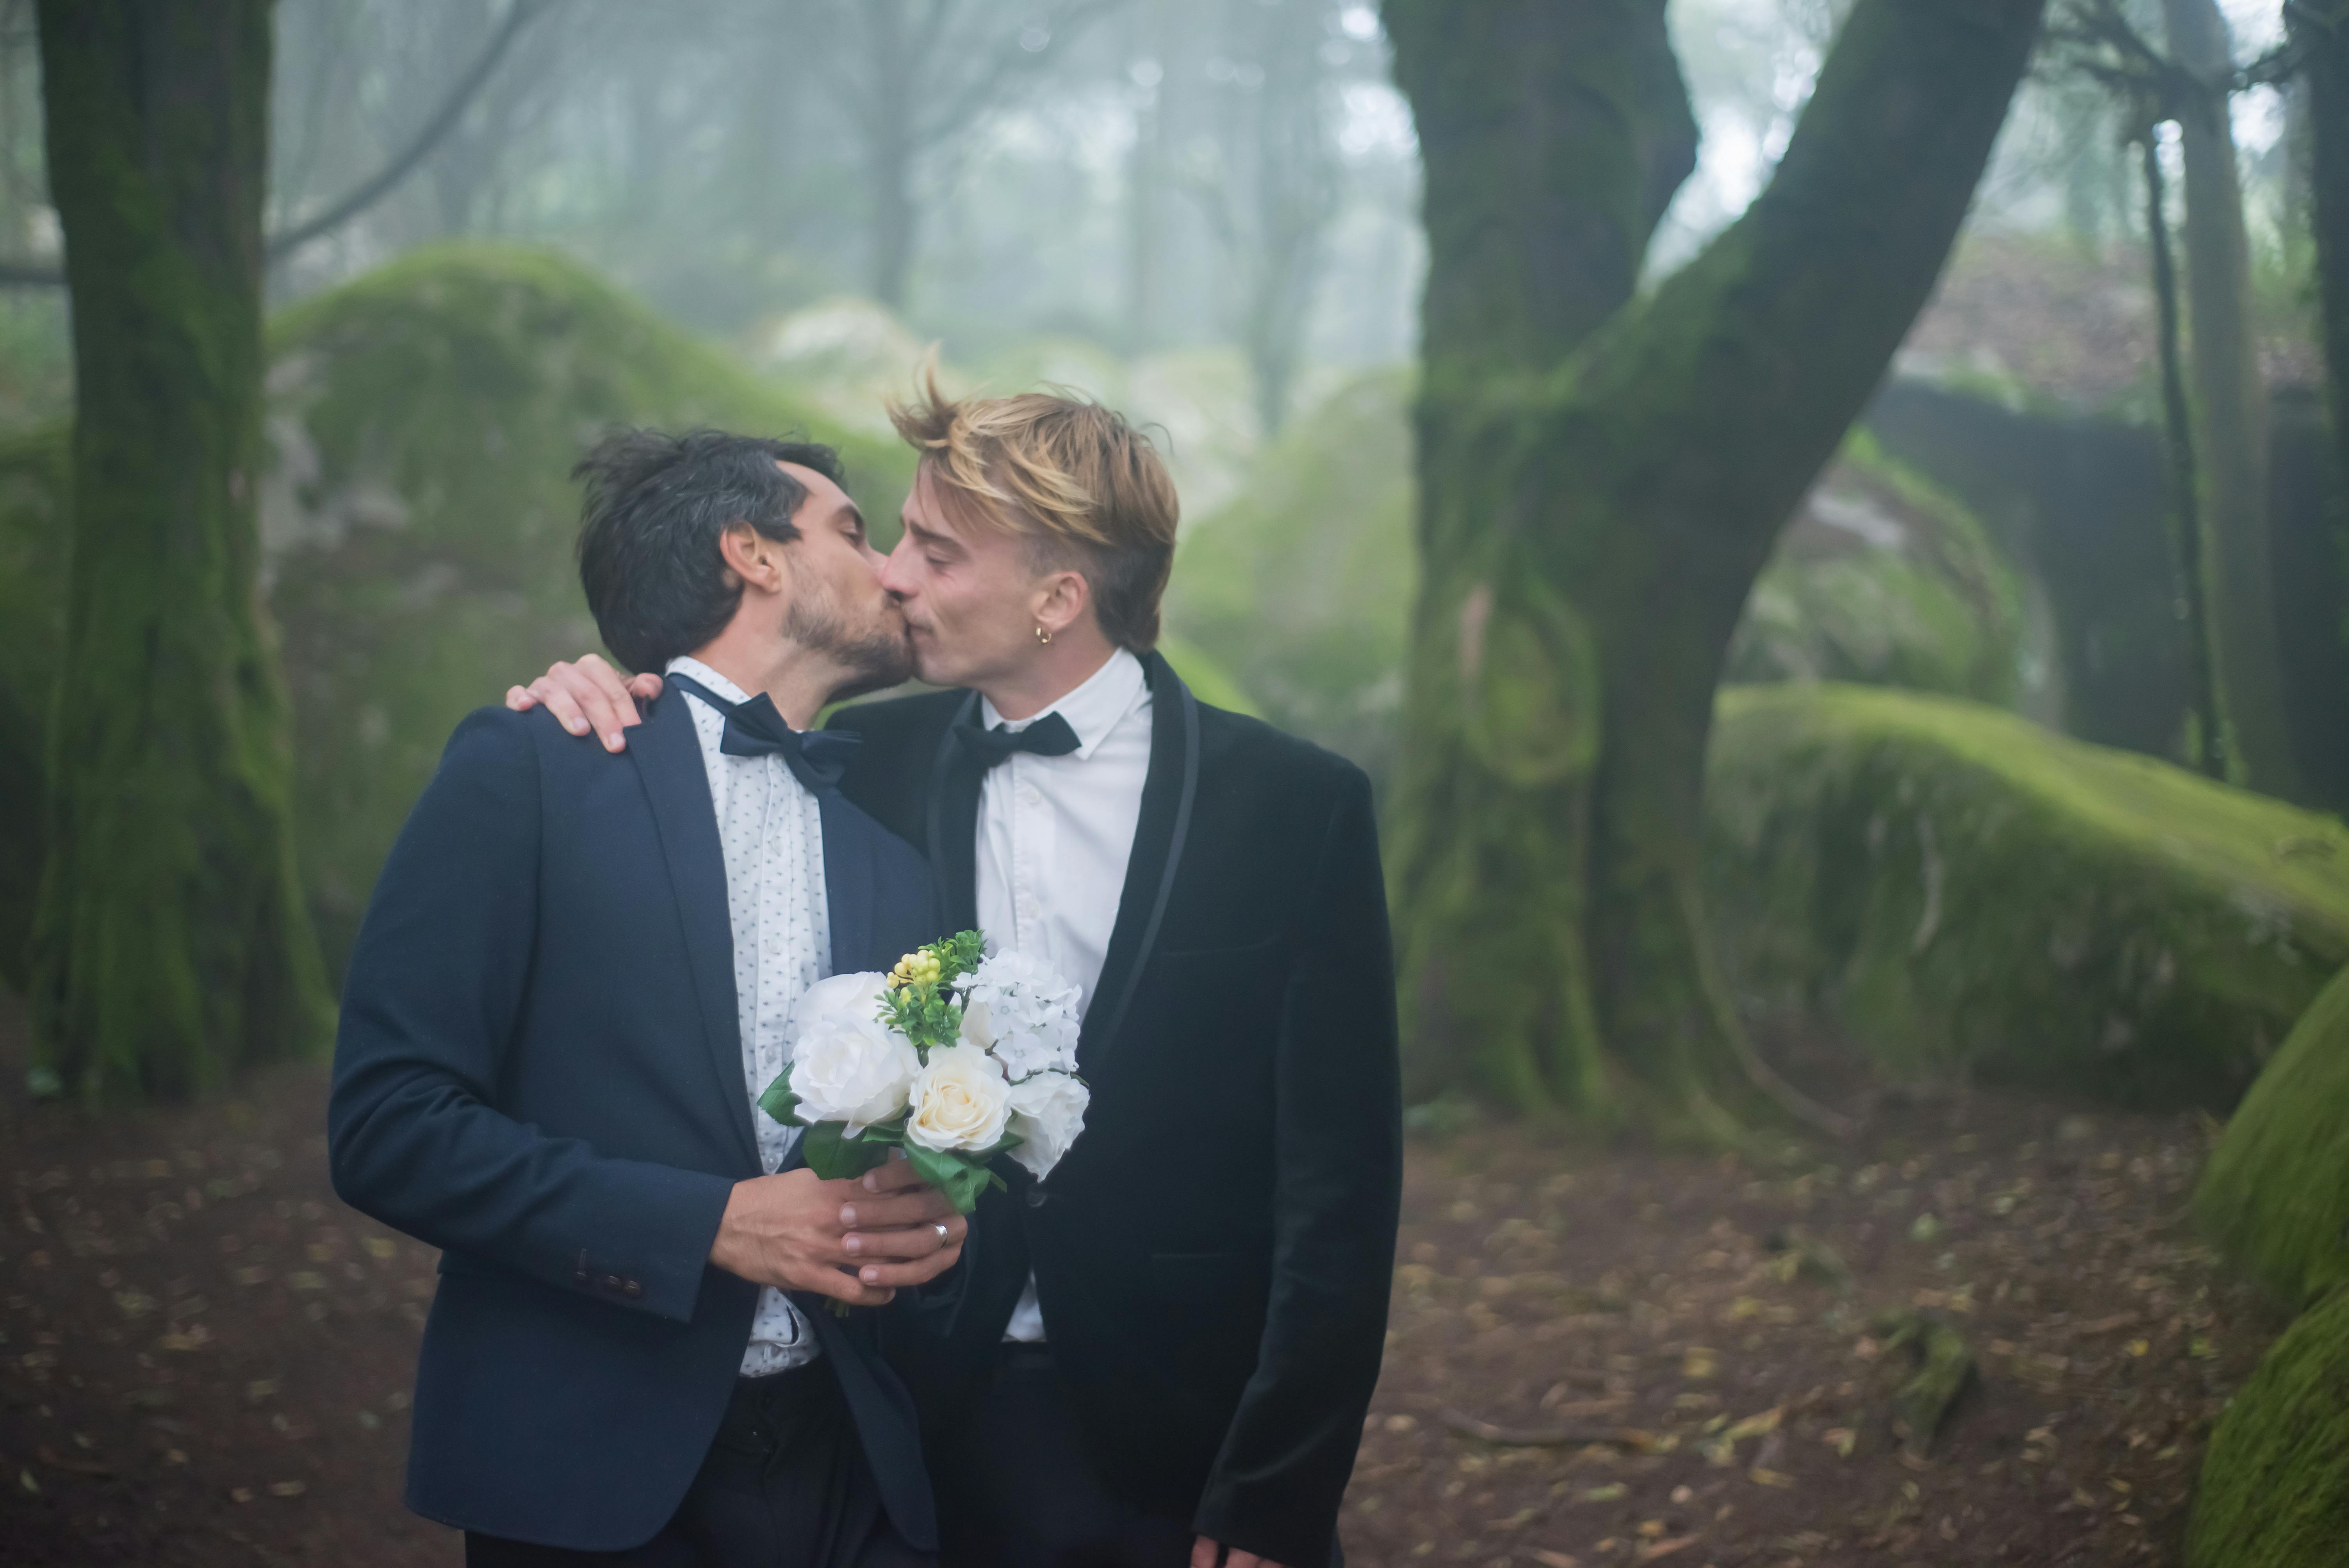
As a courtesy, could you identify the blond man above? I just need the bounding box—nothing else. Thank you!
[513,383,1401,1568]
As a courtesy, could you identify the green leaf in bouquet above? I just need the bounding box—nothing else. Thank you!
[800,1121,893,1181]
[756,1074,802,1127]
[903,1143,1008,1215]
[932,930,985,985]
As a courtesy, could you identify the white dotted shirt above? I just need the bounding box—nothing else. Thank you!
[668,656,832,1376]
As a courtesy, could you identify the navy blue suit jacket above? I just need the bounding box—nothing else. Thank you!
[328,683,941,1552]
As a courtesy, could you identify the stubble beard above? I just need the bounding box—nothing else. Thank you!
[785,592,916,705]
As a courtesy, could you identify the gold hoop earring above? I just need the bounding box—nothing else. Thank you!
[1035,625,1053,646]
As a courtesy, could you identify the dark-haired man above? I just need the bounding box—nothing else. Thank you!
[331,431,965,1567]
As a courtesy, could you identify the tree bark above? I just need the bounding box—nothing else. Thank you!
[29,0,330,1099]
[2142,133,2228,778]
[2295,0,2349,481]
[2162,0,2301,795]
[1386,0,2046,1131]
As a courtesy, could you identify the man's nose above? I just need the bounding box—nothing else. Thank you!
[876,537,914,595]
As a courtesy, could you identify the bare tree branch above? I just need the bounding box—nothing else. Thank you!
[0,0,556,287]
[267,0,555,256]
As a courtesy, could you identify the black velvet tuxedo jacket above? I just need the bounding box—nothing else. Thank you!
[829,652,1403,1568]
[328,686,940,1552]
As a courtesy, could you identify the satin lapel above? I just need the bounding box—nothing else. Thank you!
[1079,652,1200,1071]
[628,683,761,1176]
[925,691,984,933]
[818,793,877,977]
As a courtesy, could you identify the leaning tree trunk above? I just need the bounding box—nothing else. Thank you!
[29,0,330,1100]
[1385,0,2047,1133]
[2163,0,2301,796]
[2296,0,2349,481]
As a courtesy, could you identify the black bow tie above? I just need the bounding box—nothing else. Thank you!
[953,711,1081,769]
[668,674,860,795]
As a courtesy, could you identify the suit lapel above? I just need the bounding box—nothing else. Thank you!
[819,793,877,976]
[628,682,762,1176]
[925,691,984,933]
[1079,652,1200,1070]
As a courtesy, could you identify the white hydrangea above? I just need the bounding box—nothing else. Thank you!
[1005,1071,1090,1180]
[959,949,1082,1082]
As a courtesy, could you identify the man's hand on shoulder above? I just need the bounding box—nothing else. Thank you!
[505,653,663,753]
[708,1153,967,1306]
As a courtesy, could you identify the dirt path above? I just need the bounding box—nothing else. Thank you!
[0,996,2279,1566]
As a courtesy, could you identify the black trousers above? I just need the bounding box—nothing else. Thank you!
[933,1343,1193,1568]
[465,1360,930,1568]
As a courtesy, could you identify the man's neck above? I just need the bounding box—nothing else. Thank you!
[982,634,1123,724]
[685,625,836,731]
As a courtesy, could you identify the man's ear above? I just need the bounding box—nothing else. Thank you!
[716,524,788,595]
[1032,568,1092,638]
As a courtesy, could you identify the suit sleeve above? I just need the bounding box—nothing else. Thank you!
[327,710,736,1325]
[1194,766,1402,1566]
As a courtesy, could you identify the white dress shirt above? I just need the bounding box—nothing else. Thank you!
[669,656,831,1376]
[974,647,1153,1341]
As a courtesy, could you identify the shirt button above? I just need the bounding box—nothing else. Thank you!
[621,1279,643,1299]
[1020,784,1043,807]
[1025,1188,1049,1209]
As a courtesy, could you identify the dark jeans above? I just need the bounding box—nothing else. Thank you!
[465,1360,931,1568]
[934,1343,1193,1568]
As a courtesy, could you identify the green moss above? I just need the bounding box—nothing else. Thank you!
[1727,431,2027,706]
[2196,964,2349,1307]
[266,243,914,974]
[2184,1286,2349,1568]
[1706,683,2349,1109]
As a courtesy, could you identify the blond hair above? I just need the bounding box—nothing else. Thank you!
[888,362,1180,651]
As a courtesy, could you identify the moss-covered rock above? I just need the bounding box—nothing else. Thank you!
[2195,963,2349,1308]
[2183,1286,2349,1568]
[0,244,915,984]
[1725,432,2027,706]
[1705,683,2349,1108]
[1160,366,1417,784]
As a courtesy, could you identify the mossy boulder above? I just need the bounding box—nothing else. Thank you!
[1161,366,1417,784]
[2195,963,2349,1308]
[1725,432,2027,707]
[0,244,915,982]
[1705,683,2349,1108]
[2183,1285,2349,1568]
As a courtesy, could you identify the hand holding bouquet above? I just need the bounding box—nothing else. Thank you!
[758,932,1090,1214]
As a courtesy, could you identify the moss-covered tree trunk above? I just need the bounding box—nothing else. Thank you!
[2297,0,2349,483]
[2162,0,2301,796]
[29,0,330,1100]
[1385,0,2045,1132]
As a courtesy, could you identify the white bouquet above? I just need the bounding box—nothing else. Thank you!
[758,930,1090,1213]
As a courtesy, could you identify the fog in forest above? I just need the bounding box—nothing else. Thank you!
[5,0,2349,1563]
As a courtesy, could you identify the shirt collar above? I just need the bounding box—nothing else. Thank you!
[666,654,752,707]
[979,646,1147,761]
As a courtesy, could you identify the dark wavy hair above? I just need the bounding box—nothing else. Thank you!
[573,428,845,673]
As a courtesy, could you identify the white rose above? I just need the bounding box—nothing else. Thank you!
[905,1042,1013,1153]
[784,973,918,1135]
[1005,1071,1089,1180]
